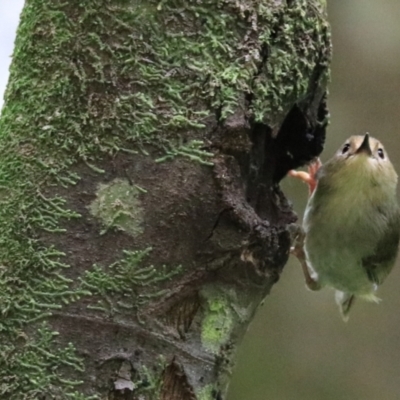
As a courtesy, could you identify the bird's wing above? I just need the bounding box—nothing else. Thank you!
[362,211,400,285]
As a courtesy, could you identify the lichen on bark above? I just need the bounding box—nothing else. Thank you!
[88,178,144,236]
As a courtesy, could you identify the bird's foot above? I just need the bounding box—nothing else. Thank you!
[290,229,321,291]
[288,158,322,196]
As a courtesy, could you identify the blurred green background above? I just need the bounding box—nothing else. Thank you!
[228,2,400,400]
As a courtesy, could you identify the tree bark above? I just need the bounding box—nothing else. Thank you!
[0,0,330,399]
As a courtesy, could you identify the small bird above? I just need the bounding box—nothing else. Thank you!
[290,133,400,320]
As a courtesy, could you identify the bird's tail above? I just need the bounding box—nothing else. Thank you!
[335,290,381,321]
[335,291,356,322]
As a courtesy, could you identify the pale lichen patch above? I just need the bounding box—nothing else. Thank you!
[89,178,144,236]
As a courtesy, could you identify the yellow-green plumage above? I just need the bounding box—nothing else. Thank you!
[303,134,400,320]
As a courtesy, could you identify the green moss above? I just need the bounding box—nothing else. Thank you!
[89,178,144,236]
[80,248,182,318]
[196,384,214,400]
[155,139,214,165]
[201,287,234,354]
[0,322,98,399]
[132,357,167,399]
[253,0,330,126]
[3,0,330,160]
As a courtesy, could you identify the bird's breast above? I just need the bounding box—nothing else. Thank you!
[302,177,395,294]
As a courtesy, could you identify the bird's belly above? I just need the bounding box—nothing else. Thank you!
[303,187,388,295]
[305,243,374,294]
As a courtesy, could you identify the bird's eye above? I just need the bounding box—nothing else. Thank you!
[377,148,385,159]
[342,143,350,154]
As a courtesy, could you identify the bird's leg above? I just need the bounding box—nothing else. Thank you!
[288,159,322,289]
[288,158,322,196]
[291,229,321,291]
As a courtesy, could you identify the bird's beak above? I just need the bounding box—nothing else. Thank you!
[355,133,372,156]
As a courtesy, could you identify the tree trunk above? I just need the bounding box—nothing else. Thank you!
[0,0,330,399]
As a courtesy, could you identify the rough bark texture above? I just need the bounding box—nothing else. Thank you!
[0,0,330,399]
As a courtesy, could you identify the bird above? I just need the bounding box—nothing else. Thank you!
[290,133,400,320]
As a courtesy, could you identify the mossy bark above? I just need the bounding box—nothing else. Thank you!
[0,0,330,399]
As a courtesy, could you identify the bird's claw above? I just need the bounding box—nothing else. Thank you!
[290,228,321,291]
[288,158,322,196]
